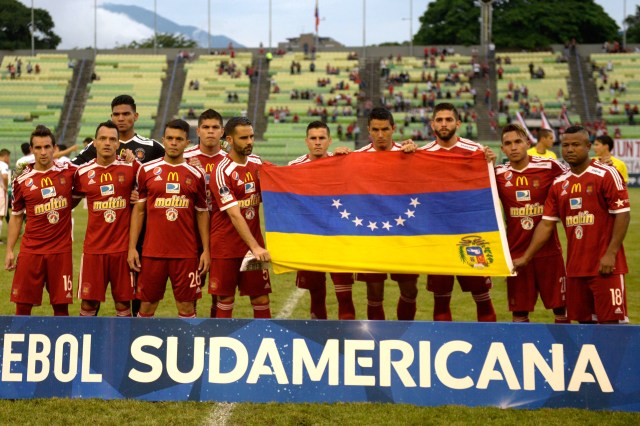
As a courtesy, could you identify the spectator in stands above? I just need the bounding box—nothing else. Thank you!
[26,61,32,74]
[309,62,315,72]
[34,63,40,74]
[187,108,197,119]
[593,135,629,183]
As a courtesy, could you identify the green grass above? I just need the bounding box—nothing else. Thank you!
[0,189,638,424]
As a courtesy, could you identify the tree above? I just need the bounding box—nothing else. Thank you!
[0,0,61,50]
[120,33,197,49]
[413,0,619,49]
[625,5,640,44]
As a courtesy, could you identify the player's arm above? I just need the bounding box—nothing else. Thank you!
[196,210,210,274]
[599,211,630,274]
[71,143,97,165]
[54,144,79,159]
[483,146,497,164]
[225,205,270,261]
[127,201,146,272]
[333,146,351,155]
[512,219,556,271]
[4,213,24,270]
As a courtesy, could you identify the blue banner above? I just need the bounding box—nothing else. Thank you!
[1,316,639,411]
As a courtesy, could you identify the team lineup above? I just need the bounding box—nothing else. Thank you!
[3,95,631,324]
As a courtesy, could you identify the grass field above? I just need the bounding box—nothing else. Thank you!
[0,189,638,425]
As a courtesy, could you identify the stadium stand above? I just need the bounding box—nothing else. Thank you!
[0,53,71,152]
[76,54,166,142]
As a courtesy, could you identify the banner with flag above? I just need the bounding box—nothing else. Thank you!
[514,111,537,143]
[540,111,557,141]
[315,0,319,33]
[261,151,513,276]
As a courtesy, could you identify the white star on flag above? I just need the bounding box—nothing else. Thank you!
[405,209,415,218]
[331,199,342,209]
[340,209,351,219]
[395,216,406,226]
[382,221,393,231]
[367,221,378,231]
[352,216,363,226]
[409,197,421,208]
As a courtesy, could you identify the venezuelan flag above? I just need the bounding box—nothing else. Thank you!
[262,150,513,276]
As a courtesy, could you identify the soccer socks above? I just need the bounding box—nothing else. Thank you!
[309,287,327,319]
[397,295,417,321]
[367,300,385,320]
[210,296,217,318]
[433,292,453,321]
[80,308,98,316]
[512,313,530,323]
[116,308,132,317]
[334,284,355,320]
[15,303,33,316]
[216,301,234,318]
[52,304,69,316]
[137,311,154,318]
[553,307,570,323]
[472,291,496,322]
[252,303,271,319]
[179,312,196,319]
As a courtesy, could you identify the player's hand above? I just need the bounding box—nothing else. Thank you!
[333,146,351,155]
[128,248,141,272]
[483,146,497,164]
[188,156,203,170]
[400,139,417,153]
[130,189,140,203]
[4,251,16,271]
[252,246,271,262]
[123,149,136,163]
[599,252,616,275]
[511,256,529,273]
[199,250,210,275]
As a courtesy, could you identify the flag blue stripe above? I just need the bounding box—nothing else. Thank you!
[263,189,498,236]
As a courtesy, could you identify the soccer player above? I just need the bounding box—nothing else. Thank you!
[352,107,419,321]
[593,135,629,183]
[527,128,557,159]
[184,108,227,317]
[289,121,356,320]
[419,102,496,322]
[4,125,78,316]
[0,148,10,241]
[73,121,139,317]
[496,123,569,323]
[210,116,272,319]
[128,119,209,318]
[513,126,631,324]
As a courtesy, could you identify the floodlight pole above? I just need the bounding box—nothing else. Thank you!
[208,0,211,52]
[31,0,35,57]
[269,0,272,50]
[153,0,158,54]
[362,0,366,59]
[94,0,97,57]
[623,0,627,50]
[409,0,413,57]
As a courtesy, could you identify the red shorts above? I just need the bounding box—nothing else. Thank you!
[296,271,354,290]
[427,275,492,293]
[11,252,73,306]
[507,254,566,312]
[356,273,418,283]
[209,258,272,297]
[79,252,135,303]
[137,257,202,303]
[566,275,627,323]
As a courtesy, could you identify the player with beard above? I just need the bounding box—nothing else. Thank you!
[419,102,497,322]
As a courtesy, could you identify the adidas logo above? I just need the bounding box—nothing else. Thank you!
[615,307,623,314]
[264,283,271,289]
[66,292,72,298]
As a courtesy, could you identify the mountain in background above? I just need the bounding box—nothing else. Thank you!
[101,3,244,48]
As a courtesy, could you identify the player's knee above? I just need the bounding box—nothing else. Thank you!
[219,295,235,304]
[398,281,418,299]
[366,282,384,301]
[81,300,100,311]
[250,294,269,306]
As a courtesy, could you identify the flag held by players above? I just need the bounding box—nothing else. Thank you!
[261,151,513,276]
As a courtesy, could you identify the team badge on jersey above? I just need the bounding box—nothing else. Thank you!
[166,183,180,194]
[104,209,117,223]
[166,207,179,221]
[586,184,593,194]
[516,190,530,202]
[244,206,255,220]
[575,225,584,240]
[41,186,57,199]
[521,217,534,230]
[59,177,67,185]
[118,173,126,184]
[570,198,582,209]
[135,148,146,161]
[47,210,60,224]
[100,184,115,196]
[245,182,256,194]
[457,236,494,270]
[532,178,540,189]
[219,186,232,203]
[185,177,192,186]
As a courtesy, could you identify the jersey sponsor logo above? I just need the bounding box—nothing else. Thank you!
[516,176,528,187]
[515,190,530,202]
[205,174,210,184]
[205,163,216,173]
[135,148,146,161]
[569,197,582,209]
[154,195,190,208]
[504,171,513,181]
[166,207,179,221]
[238,193,261,208]
[571,183,581,194]
[153,167,162,176]
[565,211,595,227]
[100,184,115,196]
[166,183,180,194]
[100,172,113,183]
[510,203,543,217]
[245,171,254,182]
[88,170,96,179]
[41,177,53,187]
[25,178,34,188]
[34,196,68,215]
[457,236,494,270]
[41,186,57,199]
[245,182,256,194]
[167,172,179,182]
[231,171,240,181]
[93,196,126,211]
[103,209,117,223]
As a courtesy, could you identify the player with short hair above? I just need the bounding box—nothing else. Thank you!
[527,128,557,159]
[593,134,629,183]
[0,148,11,240]
[496,123,569,323]
[419,102,497,322]
[514,126,631,324]
[289,121,356,320]
[128,119,209,318]
[4,125,78,316]
[73,121,140,317]
[210,116,272,319]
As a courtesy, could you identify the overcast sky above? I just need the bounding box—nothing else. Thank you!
[19,0,640,49]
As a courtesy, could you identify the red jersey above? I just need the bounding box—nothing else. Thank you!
[184,147,227,211]
[495,156,568,258]
[543,160,630,277]
[74,159,140,254]
[288,152,334,165]
[136,159,208,258]
[355,142,403,152]
[211,155,264,258]
[419,137,484,155]
[11,161,77,254]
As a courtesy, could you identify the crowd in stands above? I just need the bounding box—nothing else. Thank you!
[5,58,41,79]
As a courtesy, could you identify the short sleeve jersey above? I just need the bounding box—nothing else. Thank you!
[543,160,630,277]
[11,161,78,254]
[74,159,140,254]
[73,134,165,165]
[355,142,403,152]
[527,146,558,159]
[419,137,484,155]
[211,155,264,258]
[136,159,208,258]
[184,146,227,210]
[288,152,334,165]
[495,156,567,258]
